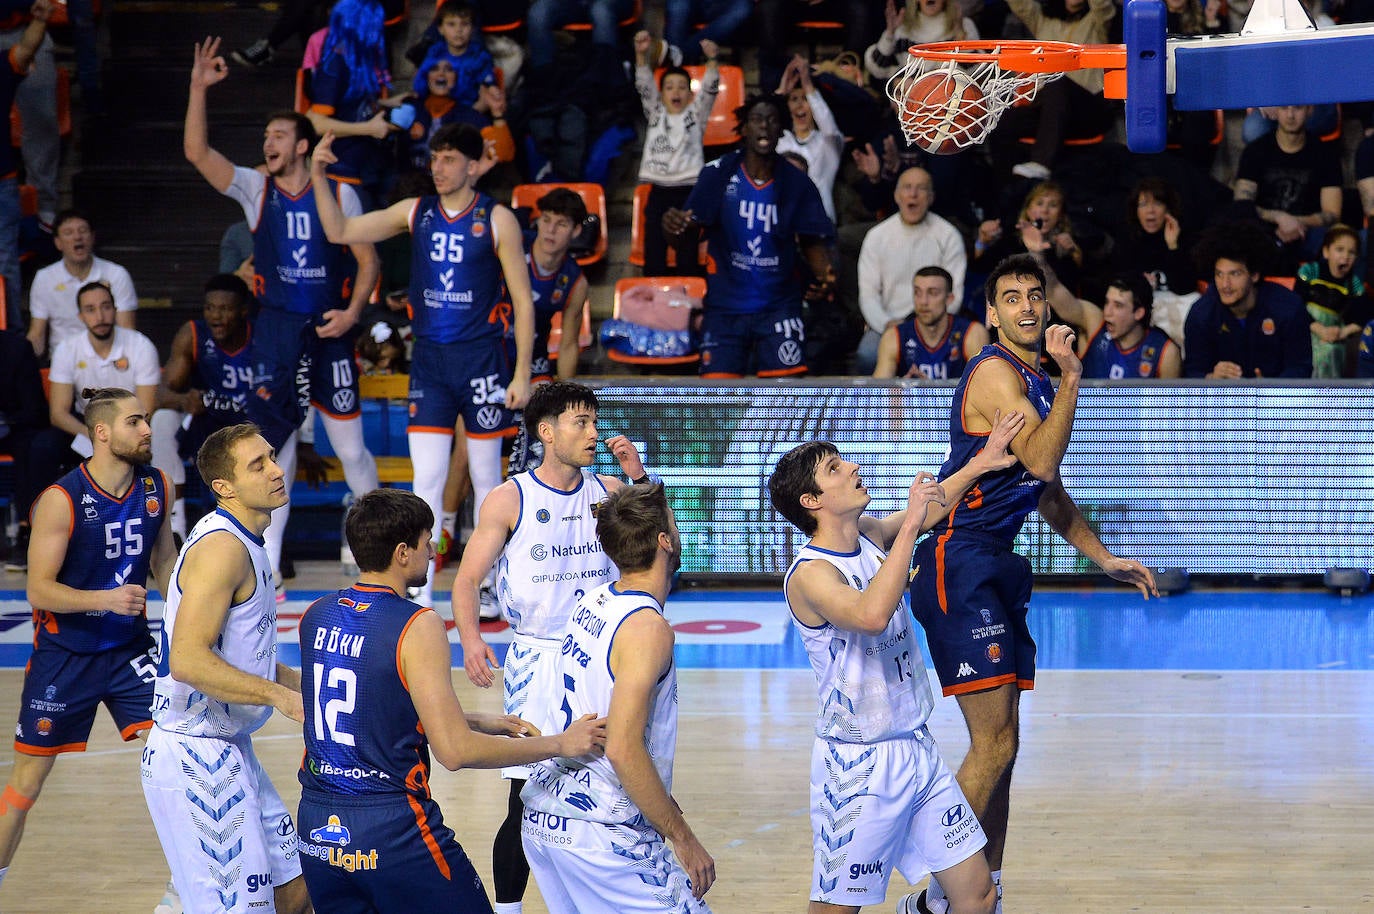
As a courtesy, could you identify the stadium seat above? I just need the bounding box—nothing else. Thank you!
[546,300,594,357]
[1167,109,1225,150]
[606,276,704,368]
[511,182,608,267]
[793,19,844,59]
[1266,275,1297,290]
[562,0,640,32]
[630,183,713,272]
[294,68,310,114]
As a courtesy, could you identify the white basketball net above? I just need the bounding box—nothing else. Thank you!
[885,45,1069,153]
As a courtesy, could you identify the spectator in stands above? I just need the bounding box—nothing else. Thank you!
[27,210,138,359]
[663,93,835,377]
[993,0,1116,179]
[516,187,591,382]
[403,56,500,173]
[1359,131,1374,280]
[777,54,845,224]
[1185,223,1313,378]
[753,0,885,94]
[854,167,966,373]
[150,274,255,545]
[410,2,500,116]
[1232,104,1342,275]
[305,0,408,205]
[0,0,57,234]
[232,0,331,66]
[46,282,160,465]
[0,1,48,331]
[1043,268,1182,378]
[873,265,988,379]
[634,29,720,277]
[1112,176,1198,296]
[1297,224,1371,378]
[974,181,1084,297]
[0,325,50,571]
[526,0,633,73]
[664,0,752,65]
[864,0,978,84]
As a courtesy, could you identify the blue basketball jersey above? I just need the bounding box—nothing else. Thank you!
[685,152,834,315]
[933,344,1055,544]
[298,584,432,800]
[38,464,167,653]
[408,192,508,346]
[507,252,582,378]
[1081,325,1174,379]
[253,177,357,316]
[896,314,974,380]
[189,319,255,420]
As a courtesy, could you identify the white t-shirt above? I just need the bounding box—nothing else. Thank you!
[48,325,162,415]
[857,211,968,333]
[224,166,364,229]
[29,256,138,352]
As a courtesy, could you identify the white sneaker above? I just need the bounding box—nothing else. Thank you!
[896,893,917,914]
[478,585,501,621]
[154,880,182,914]
[1011,161,1052,180]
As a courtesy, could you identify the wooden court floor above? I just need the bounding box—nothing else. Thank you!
[0,665,1371,913]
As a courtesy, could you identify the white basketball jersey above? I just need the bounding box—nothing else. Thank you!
[496,470,616,639]
[152,509,278,738]
[784,535,934,743]
[522,583,678,826]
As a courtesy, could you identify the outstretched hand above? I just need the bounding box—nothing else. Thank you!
[191,37,230,90]
[1102,556,1159,599]
[312,131,338,171]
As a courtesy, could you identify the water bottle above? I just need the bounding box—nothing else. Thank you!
[340,493,358,577]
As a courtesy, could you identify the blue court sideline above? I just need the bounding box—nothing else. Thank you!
[1,588,1370,671]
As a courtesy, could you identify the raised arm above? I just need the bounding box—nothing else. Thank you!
[966,326,1081,482]
[403,610,606,770]
[607,611,715,900]
[12,0,50,73]
[452,481,519,687]
[167,531,304,720]
[310,133,412,243]
[184,37,237,193]
[1037,478,1157,598]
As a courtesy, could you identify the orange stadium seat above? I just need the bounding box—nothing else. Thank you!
[294,68,311,114]
[652,64,745,148]
[546,300,593,358]
[511,182,608,267]
[629,182,713,271]
[606,276,704,368]
[1266,275,1297,290]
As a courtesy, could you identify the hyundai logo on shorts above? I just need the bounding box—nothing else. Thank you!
[941,804,965,828]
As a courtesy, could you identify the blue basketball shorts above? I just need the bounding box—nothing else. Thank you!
[699,307,808,378]
[407,337,518,439]
[14,637,158,755]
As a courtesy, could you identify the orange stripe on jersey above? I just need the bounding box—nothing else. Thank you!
[407,425,456,436]
[396,607,431,692]
[488,300,512,333]
[758,365,808,378]
[14,739,88,757]
[308,103,336,116]
[943,672,1017,697]
[311,399,360,421]
[934,503,959,614]
[406,794,450,879]
[700,372,743,379]
[120,720,152,741]
[467,427,516,440]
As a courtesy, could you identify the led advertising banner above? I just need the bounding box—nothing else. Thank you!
[586,381,1374,578]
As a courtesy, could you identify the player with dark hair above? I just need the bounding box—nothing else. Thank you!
[1041,267,1181,379]
[874,266,990,380]
[296,487,606,914]
[521,483,715,914]
[0,387,175,904]
[312,121,534,613]
[453,380,650,914]
[909,253,1156,914]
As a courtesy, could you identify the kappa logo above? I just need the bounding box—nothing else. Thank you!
[81,493,96,506]
[440,269,455,292]
[956,661,977,678]
[293,245,308,268]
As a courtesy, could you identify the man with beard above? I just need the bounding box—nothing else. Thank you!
[662,93,835,378]
[295,488,606,914]
[874,266,988,380]
[143,422,309,914]
[0,387,176,899]
[908,254,1157,914]
[185,36,380,577]
[520,483,716,914]
[26,209,139,358]
[47,282,161,458]
[452,380,649,914]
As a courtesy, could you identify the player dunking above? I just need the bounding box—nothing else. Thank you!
[452,380,650,914]
[142,423,310,914]
[296,488,606,914]
[186,37,381,577]
[909,254,1158,914]
[311,122,534,613]
[0,388,176,904]
[770,411,1023,914]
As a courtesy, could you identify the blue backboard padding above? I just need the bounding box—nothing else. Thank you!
[1124,0,1168,152]
[1174,33,1374,109]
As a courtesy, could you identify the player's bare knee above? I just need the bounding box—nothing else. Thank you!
[5,754,55,803]
[967,723,1018,769]
[955,883,998,914]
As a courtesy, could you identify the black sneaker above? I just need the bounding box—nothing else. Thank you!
[5,526,29,572]
[231,39,273,68]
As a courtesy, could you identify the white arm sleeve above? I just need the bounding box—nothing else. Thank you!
[225,167,269,230]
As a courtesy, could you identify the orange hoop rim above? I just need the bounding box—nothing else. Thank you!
[906,39,1125,74]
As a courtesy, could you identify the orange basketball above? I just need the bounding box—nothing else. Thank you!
[902,69,987,155]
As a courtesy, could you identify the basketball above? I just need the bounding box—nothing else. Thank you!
[902,69,988,155]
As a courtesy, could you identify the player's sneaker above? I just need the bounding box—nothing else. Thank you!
[478,585,501,621]
[433,528,456,572]
[902,889,947,914]
[4,526,28,572]
[153,879,182,914]
[231,39,273,67]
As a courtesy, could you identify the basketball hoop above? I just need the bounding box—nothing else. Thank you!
[885,40,1126,154]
